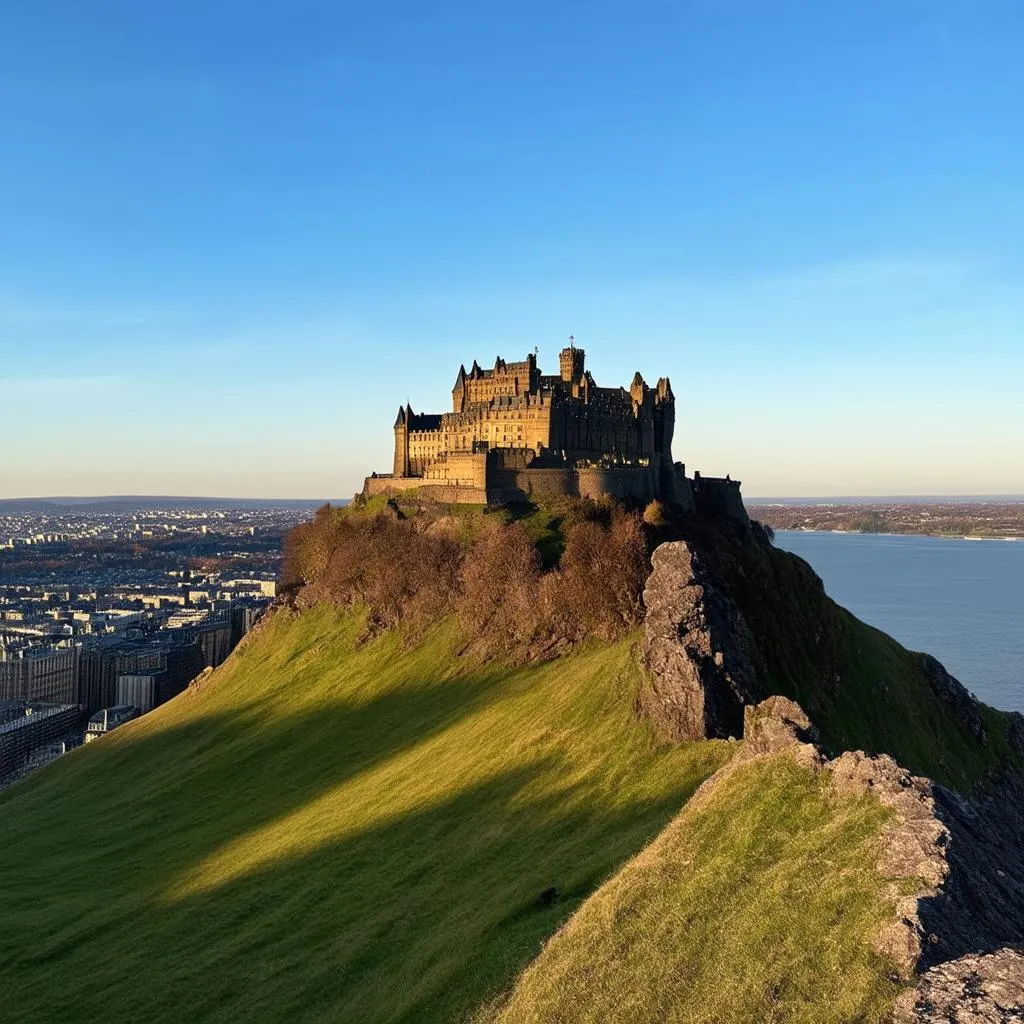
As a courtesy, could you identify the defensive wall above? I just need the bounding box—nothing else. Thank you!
[363,475,490,505]
[364,452,700,509]
[692,473,746,523]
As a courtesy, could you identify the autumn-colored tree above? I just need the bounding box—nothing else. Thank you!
[542,510,648,643]
[458,522,541,651]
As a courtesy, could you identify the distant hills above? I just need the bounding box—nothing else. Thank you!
[0,496,349,513]
[747,494,1024,504]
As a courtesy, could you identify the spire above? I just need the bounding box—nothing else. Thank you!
[393,405,406,428]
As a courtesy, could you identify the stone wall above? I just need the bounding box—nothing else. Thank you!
[422,451,488,488]
[406,399,554,474]
[495,465,661,504]
[362,476,489,505]
[692,475,747,523]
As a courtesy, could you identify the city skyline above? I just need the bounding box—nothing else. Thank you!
[2,2,1022,498]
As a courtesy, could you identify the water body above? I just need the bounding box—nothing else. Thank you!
[775,531,1024,714]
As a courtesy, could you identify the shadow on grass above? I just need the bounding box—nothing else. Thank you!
[0,658,707,1024]
[0,667,512,892]
[3,747,693,1024]
[39,771,692,1022]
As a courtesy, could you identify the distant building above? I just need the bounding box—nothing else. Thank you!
[363,344,749,517]
[0,645,79,704]
[116,673,159,714]
[78,640,164,715]
[365,345,681,505]
[0,702,81,780]
[85,705,138,742]
[115,641,204,713]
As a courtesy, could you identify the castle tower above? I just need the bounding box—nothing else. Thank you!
[452,365,467,413]
[526,351,540,393]
[653,378,675,458]
[559,343,585,385]
[393,405,410,477]
[629,371,647,410]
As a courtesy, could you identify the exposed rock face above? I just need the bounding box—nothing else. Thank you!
[741,696,816,755]
[651,690,1024,1011]
[894,949,1024,1023]
[920,654,987,744]
[638,532,1024,997]
[920,773,1024,966]
[639,541,759,741]
[692,697,949,980]
[828,749,949,975]
[1008,712,1024,758]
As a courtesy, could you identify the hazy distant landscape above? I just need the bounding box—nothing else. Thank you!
[748,500,1024,539]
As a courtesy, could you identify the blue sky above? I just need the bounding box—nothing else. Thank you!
[1,1,1022,498]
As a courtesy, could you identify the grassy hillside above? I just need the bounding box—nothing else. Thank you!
[0,606,729,1024]
[481,754,902,1024]
[293,497,1019,791]
[5,498,1015,1022]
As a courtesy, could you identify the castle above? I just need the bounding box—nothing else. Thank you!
[363,343,743,513]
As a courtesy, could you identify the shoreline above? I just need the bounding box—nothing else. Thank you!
[771,528,1023,543]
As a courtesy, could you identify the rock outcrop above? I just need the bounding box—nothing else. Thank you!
[688,696,950,981]
[662,693,1024,1019]
[638,530,1024,1007]
[639,540,758,741]
[920,772,1024,966]
[920,654,987,744]
[827,749,949,975]
[894,949,1024,1023]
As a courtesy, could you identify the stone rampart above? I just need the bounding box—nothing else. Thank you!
[364,463,666,507]
[693,474,747,523]
[362,477,489,505]
[492,465,661,504]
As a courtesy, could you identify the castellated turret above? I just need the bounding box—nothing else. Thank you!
[364,344,700,507]
[559,344,585,385]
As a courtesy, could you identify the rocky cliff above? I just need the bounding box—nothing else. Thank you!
[639,515,1022,788]
[638,519,1024,1020]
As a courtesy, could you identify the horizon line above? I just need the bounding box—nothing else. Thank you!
[2,492,1023,505]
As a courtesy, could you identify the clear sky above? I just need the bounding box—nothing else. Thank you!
[2,1,1022,499]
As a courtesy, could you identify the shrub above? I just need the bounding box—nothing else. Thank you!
[282,504,343,593]
[642,500,667,526]
[542,510,649,643]
[284,499,651,653]
[318,515,462,632]
[458,523,542,652]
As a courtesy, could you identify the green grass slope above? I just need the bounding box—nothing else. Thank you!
[0,606,728,1024]
[482,754,903,1024]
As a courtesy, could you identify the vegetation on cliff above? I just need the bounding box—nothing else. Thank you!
[285,495,1019,789]
[282,495,652,654]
